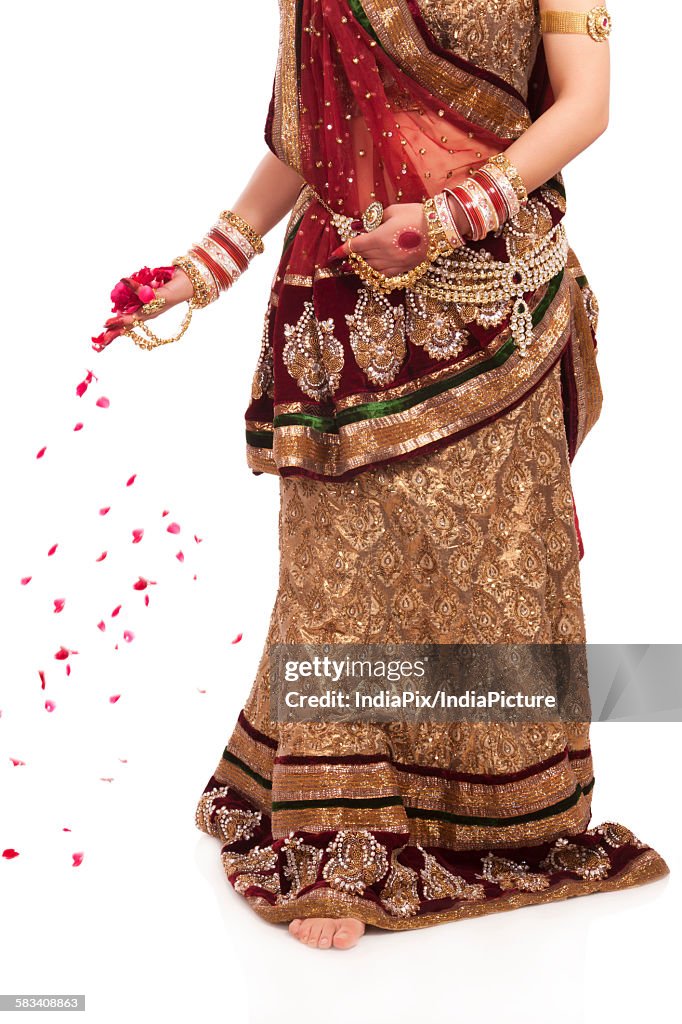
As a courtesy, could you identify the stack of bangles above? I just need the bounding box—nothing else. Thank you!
[120,210,264,350]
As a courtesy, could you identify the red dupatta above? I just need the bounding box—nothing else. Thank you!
[246,0,602,484]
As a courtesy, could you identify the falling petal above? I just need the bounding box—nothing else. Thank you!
[96,551,107,562]
[76,382,88,398]
[66,664,71,677]
[109,694,121,704]
[231,633,243,644]
[97,621,106,631]
[53,599,65,613]
[123,630,134,643]
[114,644,119,651]
[194,535,203,544]
[2,849,20,860]
[10,758,26,766]
[38,669,46,690]
[96,396,110,409]
[144,595,150,607]
[99,778,114,783]
[197,688,207,694]
[193,575,197,581]
[74,422,84,431]
[99,507,110,516]
[166,522,181,534]
[162,510,170,517]
[119,758,128,763]
[54,646,70,660]
[21,576,32,585]
[131,529,144,543]
[36,446,47,459]
[133,576,148,590]
[62,828,72,832]
[72,852,84,867]
[45,700,57,712]
[126,474,137,487]
[111,605,122,617]
[47,543,58,556]
[176,551,184,563]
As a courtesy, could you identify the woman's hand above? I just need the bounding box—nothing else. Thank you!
[93,268,195,351]
[330,202,430,277]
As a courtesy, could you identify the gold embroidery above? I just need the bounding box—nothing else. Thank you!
[405,292,469,360]
[283,300,344,400]
[346,288,407,386]
[195,789,261,845]
[587,822,646,850]
[479,852,551,892]
[322,829,390,894]
[540,837,611,880]
[420,850,486,900]
[281,834,324,896]
[418,0,541,99]
[251,309,275,401]
[380,850,421,916]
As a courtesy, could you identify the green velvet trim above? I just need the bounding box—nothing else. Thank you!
[245,429,274,450]
[222,749,272,791]
[272,795,403,812]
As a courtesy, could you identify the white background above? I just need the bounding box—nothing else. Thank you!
[0,2,679,1021]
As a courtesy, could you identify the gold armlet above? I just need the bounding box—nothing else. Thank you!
[540,6,612,42]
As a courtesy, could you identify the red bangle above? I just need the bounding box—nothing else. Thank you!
[190,246,233,291]
[471,169,508,226]
[207,228,250,274]
[450,184,486,241]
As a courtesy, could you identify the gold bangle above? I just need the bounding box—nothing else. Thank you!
[540,7,612,42]
[486,153,529,206]
[171,255,214,308]
[219,210,264,254]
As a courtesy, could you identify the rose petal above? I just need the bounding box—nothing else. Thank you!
[97,620,106,632]
[166,522,180,534]
[193,575,197,580]
[109,694,121,704]
[96,551,107,562]
[96,396,110,409]
[194,535,203,543]
[111,605,122,617]
[176,551,184,562]
[65,664,71,677]
[119,759,128,763]
[53,599,65,613]
[2,849,20,860]
[62,827,71,832]
[137,284,155,303]
[123,630,134,643]
[161,510,170,517]
[10,758,26,766]
[74,422,84,431]
[47,544,58,556]
[99,507,110,516]
[231,633,243,644]
[144,595,150,607]
[126,474,136,487]
[54,646,70,660]
[36,446,47,459]
[72,852,84,867]
[99,777,114,783]
[197,688,207,694]
[132,529,144,543]
[21,576,32,585]
[45,700,57,712]
[38,669,46,690]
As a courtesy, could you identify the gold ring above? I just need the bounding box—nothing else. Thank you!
[347,238,355,256]
[139,297,166,316]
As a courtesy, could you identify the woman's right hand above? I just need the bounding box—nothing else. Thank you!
[92,268,195,351]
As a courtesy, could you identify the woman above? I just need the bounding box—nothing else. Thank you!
[95,0,668,950]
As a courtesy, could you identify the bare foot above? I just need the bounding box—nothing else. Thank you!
[288,917,365,949]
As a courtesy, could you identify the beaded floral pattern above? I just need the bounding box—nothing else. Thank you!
[345,289,407,386]
[321,829,390,894]
[283,300,344,400]
[540,837,611,881]
[405,292,470,360]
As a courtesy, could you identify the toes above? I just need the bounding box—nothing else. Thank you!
[297,920,313,943]
[288,919,302,936]
[306,920,325,947]
[332,919,365,949]
[318,921,336,949]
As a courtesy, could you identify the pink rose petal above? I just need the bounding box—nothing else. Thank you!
[194,535,203,544]
[119,758,128,763]
[47,543,58,556]
[45,700,57,712]
[10,758,26,766]
[36,446,47,459]
[21,576,32,585]
[126,474,137,487]
[54,646,70,660]
[62,827,72,832]
[133,576,156,590]
[97,620,106,632]
[197,688,207,694]
[162,510,170,517]
[111,605,122,617]
[96,551,107,562]
[144,595,150,607]
[96,396,110,409]
[109,694,121,704]
[38,669,46,690]
[65,664,71,677]
[231,633,243,644]
[73,422,84,431]
[2,849,20,860]
[123,630,134,643]
[99,507,110,516]
[176,551,184,562]
[72,852,84,867]
[166,522,180,534]
[132,529,144,543]
[99,777,114,783]
[53,598,65,613]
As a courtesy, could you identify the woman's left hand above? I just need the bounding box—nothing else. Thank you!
[329,202,429,277]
